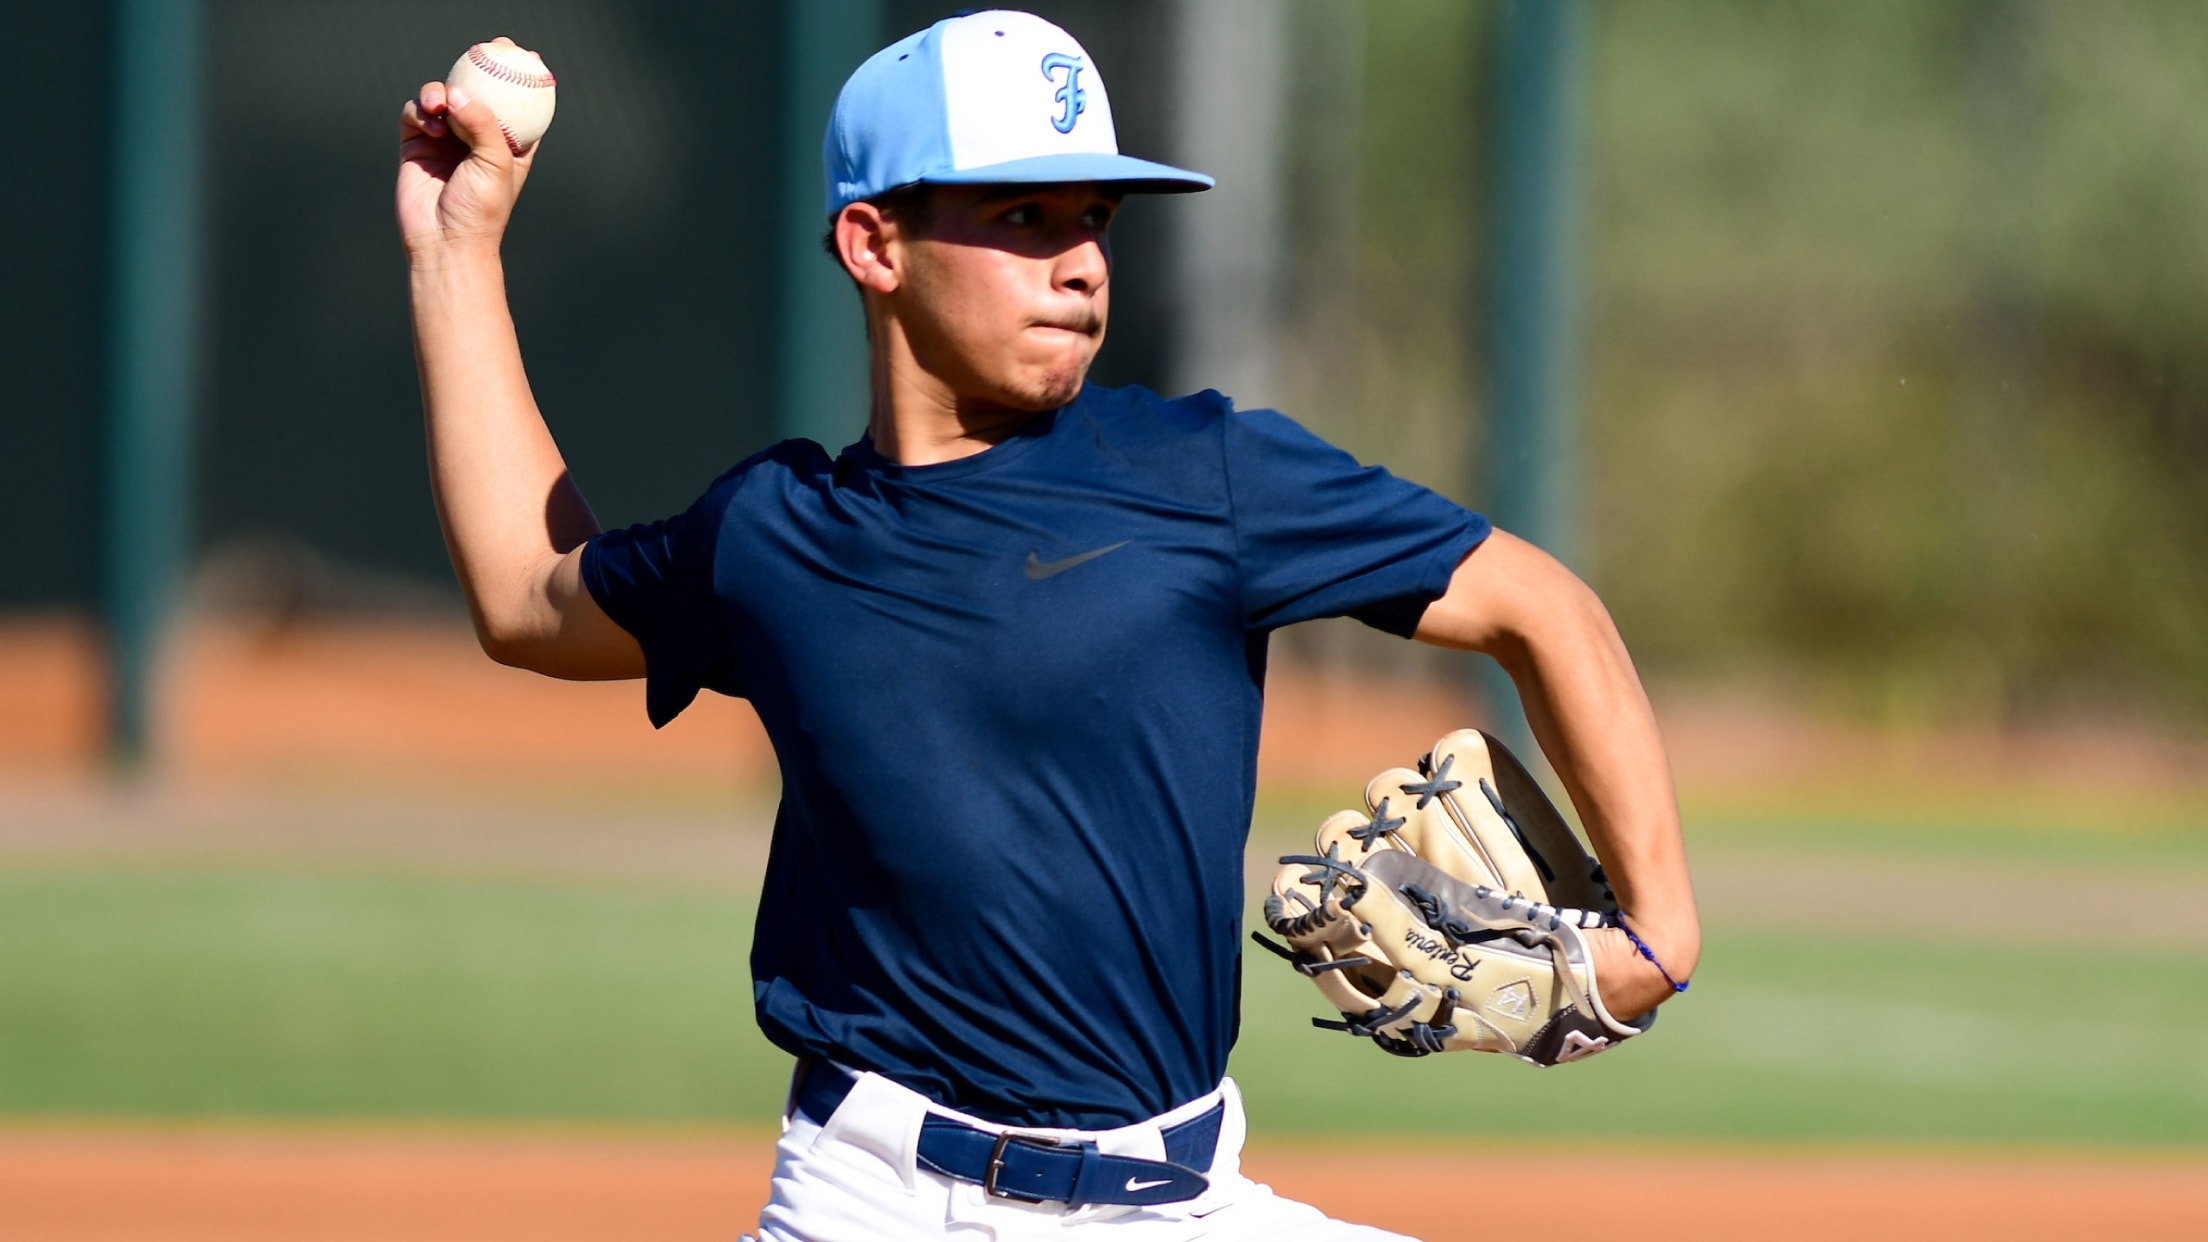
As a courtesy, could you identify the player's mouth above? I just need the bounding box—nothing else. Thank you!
[1029,311,1104,338]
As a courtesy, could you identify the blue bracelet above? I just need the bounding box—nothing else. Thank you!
[1619,920,1689,993]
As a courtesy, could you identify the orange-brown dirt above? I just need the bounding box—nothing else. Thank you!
[7,614,2207,817]
[6,615,2208,1239]
[2,1130,2204,1241]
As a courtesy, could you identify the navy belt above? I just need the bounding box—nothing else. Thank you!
[792,1063,1219,1207]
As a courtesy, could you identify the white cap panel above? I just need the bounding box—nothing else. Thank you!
[939,10,1120,172]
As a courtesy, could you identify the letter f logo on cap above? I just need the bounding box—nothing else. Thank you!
[1040,52,1086,133]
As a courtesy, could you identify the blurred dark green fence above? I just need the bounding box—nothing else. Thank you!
[0,0,1184,609]
[8,0,2208,730]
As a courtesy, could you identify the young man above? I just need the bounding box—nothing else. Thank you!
[398,11,1696,1240]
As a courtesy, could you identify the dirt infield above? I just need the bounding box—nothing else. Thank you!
[7,619,2208,1240]
[9,615,2208,819]
[3,1129,2203,1241]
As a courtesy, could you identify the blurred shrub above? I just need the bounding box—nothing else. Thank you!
[1297,0,2208,727]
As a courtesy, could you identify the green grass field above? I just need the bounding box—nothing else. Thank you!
[3,795,2205,1144]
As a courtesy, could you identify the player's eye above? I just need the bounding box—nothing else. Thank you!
[1082,205,1116,231]
[1001,204,1041,226]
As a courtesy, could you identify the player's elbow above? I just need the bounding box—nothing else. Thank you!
[475,631,524,670]
[470,602,552,672]
[463,559,579,673]
[473,617,532,670]
[469,589,645,682]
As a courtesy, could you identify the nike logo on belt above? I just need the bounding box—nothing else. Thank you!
[1024,541,1130,580]
[1124,1176,1175,1192]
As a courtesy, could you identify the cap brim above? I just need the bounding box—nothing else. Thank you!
[921,152,1214,194]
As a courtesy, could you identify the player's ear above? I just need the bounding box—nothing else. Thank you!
[834,202,902,295]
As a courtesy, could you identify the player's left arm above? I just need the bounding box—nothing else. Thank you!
[1413,529,1700,1020]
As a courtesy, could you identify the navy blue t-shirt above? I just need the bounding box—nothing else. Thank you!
[581,383,1488,1128]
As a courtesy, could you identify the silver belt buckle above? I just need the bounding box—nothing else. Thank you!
[983,1129,1072,1202]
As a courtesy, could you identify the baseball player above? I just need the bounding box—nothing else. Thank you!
[396,10,1697,1239]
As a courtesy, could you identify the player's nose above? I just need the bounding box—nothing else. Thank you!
[1053,233,1109,295]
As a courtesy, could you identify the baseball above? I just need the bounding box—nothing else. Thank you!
[447,39,557,156]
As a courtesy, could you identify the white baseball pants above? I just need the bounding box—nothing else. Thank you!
[743,1069,1417,1241]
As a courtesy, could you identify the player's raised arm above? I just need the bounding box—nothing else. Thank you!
[396,51,642,680]
[1413,529,1701,1019]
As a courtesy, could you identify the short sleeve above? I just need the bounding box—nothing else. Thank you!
[581,489,743,727]
[1222,407,1490,635]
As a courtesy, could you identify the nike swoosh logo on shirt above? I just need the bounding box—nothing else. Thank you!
[1024,541,1130,581]
[1124,1176,1175,1192]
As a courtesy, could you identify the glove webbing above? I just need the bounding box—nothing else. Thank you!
[1356,755,1580,901]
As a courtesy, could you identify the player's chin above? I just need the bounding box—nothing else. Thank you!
[1029,363,1091,411]
[999,348,1095,410]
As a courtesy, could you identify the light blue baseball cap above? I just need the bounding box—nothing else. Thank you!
[823,9,1214,218]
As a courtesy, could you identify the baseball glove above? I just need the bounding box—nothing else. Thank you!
[1253,729,1653,1065]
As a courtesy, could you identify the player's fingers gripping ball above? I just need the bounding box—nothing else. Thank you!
[1254,729,1653,1065]
[447,39,557,155]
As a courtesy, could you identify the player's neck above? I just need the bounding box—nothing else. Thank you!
[865,331,1054,468]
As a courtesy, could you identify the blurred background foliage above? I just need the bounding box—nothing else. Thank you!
[3,0,2202,735]
[1288,0,2207,729]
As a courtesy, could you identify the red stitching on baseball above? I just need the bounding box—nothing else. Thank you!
[467,43,556,89]
[498,120,526,156]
